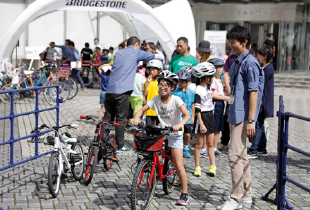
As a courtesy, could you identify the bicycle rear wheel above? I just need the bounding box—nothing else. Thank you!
[81,67,94,87]
[130,159,156,210]
[44,81,70,105]
[103,135,116,170]
[64,77,78,100]
[71,144,84,181]
[84,146,99,185]
[48,152,61,198]
[162,154,178,195]
[0,83,20,104]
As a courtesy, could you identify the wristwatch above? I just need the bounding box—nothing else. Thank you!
[247,119,254,123]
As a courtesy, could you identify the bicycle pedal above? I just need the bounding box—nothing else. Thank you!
[112,157,117,161]
[173,182,180,186]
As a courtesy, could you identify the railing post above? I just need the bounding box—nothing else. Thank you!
[35,88,39,156]
[9,91,15,167]
[281,114,290,209]
[56,86,60,127]
[276,96,285,210]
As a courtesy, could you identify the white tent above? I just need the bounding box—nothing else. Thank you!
[0,0,196,71]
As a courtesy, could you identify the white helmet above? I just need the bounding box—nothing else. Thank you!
[157,70,179,86]
[146,59,163,70]
[192,62,216,78]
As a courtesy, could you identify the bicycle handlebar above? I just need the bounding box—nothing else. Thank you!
[137,123,182,132]
[80,115,120,126]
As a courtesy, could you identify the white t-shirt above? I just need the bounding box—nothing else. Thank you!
[147,95,184,135]
[188,83,196,92]
[45,48,58,60]
[131,73,146,97]
[194,85,213,112]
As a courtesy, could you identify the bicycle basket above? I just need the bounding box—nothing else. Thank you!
[57,67,70,78]
[134,129,165,152]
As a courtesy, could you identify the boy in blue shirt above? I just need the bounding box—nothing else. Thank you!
[98,64,111,120]
[174,67,195,158]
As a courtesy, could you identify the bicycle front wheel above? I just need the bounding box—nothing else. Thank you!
[81,67,94,87]
[162,154,178,195]
[44,81,70,105]
[130,159,156,210]
[0,83,20,104]
[83,146,99,185]
[71,144,84,181]
[103,135,116,170]
[48,152,61,198]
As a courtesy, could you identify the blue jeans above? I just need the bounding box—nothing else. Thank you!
[249,117,266,153]
[72,69,85,88]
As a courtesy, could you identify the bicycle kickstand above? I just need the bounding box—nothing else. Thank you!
[113,157,122,171]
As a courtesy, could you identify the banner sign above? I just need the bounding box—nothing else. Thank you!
[204,30,227,60]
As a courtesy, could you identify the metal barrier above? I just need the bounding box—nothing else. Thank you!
[263,95,310,210]
[0,85,60,171]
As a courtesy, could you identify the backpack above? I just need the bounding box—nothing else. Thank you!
[39,47,49,60]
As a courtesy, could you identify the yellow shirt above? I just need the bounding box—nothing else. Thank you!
[145,79,158,116]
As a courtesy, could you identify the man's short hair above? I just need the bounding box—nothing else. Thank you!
[94,38,99,41]
[65,39,71,42]
[68,41,75,47]
[85,43,89,47]
[266,33,272,38]
[95,47,101,50]
[177,37,188,44]
[50,42,55,45]
[146,42,156,51]
[226,25,251,48]
[109,47,114,51]
[258,46,273,63]
[127,36,140,47]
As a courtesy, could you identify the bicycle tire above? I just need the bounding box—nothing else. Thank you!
[130,159,156,210]
[81,67,94,87]
[71,144,84,181]
[103,135,116,170]
[48,152,61,198]
[162,154,178,195]
[64,77,78,100]
[0,83,20,104]
[84,146,99,185]
[44,81,70,105]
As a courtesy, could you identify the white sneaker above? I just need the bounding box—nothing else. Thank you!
[217,198,242,210]
[242,196,252,204]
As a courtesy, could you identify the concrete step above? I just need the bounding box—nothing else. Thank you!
[274,72,310,89]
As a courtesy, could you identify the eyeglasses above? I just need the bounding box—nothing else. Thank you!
[158,84,169,88]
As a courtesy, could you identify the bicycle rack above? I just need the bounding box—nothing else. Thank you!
[262,95,310,210]
[0,85,61,171]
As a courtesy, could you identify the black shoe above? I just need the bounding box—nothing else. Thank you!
[257,150,268,156]
[247,151,258,159]
[176,193,189,206]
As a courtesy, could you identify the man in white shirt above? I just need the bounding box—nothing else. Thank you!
[91,38,102,52]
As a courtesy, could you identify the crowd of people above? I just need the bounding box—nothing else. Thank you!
[41,25,275,210]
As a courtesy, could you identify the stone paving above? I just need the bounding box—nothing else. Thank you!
[0,87,310,210]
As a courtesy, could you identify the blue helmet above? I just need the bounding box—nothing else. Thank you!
[208,58,224,68]
[177,66,191,81]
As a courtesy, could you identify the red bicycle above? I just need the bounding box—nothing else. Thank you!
[130,123,180,210]
[80,115,121,185]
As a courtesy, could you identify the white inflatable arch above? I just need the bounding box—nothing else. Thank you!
[0,0,196,71]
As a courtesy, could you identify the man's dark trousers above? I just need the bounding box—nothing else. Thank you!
[103,91,131,149]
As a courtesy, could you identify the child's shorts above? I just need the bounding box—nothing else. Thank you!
[213,100,224,132]
[100,91,106,105]
[167,134,183,149]
[184,124,193,134]
[193,111,214,135]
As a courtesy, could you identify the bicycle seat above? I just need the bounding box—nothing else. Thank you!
[23,70,34,75]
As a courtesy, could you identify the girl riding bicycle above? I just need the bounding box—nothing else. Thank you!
[132,70,191,206]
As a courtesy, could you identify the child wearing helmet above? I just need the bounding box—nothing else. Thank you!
[143,59,162,125]
[192,62,217,177]
[132,70,191,206]
[208,58,230,158]
[173,67,195,158]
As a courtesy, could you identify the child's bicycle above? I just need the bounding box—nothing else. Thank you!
[46,124,84,198]
[130,123,181,210]
[79,115,122,185]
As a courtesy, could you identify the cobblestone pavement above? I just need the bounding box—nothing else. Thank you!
[0,87,310,210]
